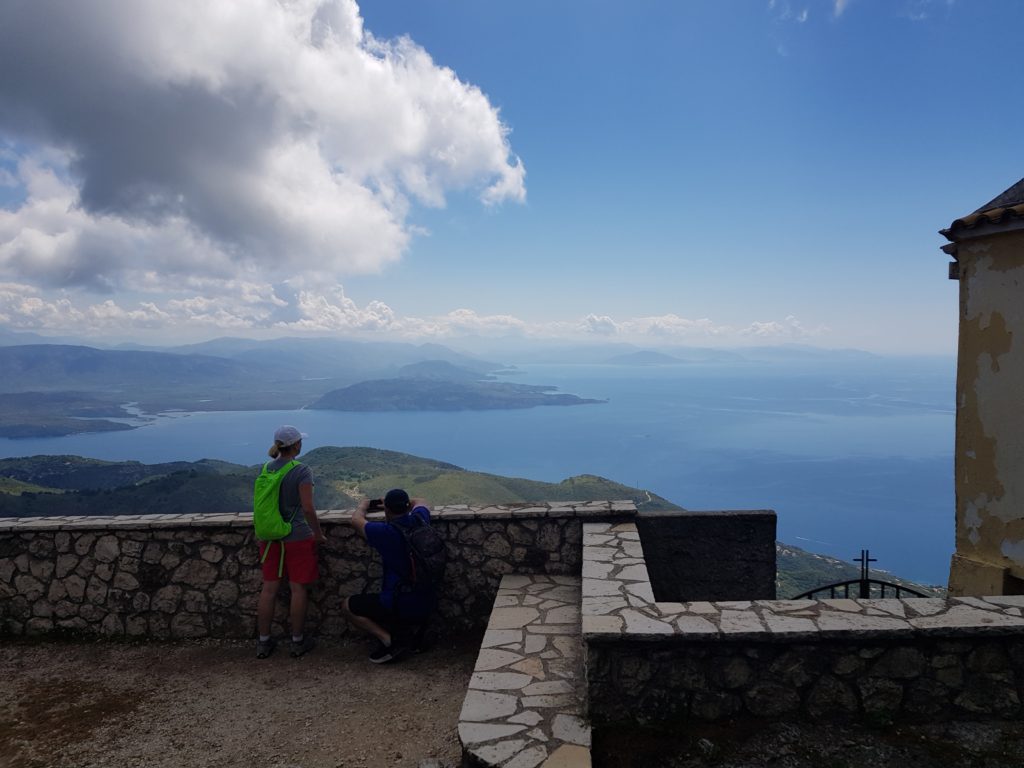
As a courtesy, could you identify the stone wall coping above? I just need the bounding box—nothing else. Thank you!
[0,501,637,533]
[639,509,776,519]
[581,522,1024,644]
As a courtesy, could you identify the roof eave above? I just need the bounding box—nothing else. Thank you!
[940,204,1024,243]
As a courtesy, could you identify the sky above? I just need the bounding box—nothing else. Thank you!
[0,0,1021,354]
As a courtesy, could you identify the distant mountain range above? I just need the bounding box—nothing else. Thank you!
[0,446,943,598]
[0,339,591,436]
[0,336,896,438]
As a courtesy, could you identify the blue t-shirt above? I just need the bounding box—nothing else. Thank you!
[365,505,434,616]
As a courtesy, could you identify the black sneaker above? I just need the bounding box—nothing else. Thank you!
[368,640,406,664]
[256,638,276,659]
[290,636,316,658]
[407,626,432,655]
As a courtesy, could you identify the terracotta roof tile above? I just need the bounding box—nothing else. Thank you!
[941,177,1024,241]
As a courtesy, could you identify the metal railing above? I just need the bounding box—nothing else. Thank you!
[792,549,930,600]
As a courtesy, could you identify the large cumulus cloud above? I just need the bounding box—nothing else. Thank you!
[0,0,525,292]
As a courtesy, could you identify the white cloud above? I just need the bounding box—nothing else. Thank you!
[902,0,956,21]
[834,0,851,17]
[740,314,827,339]
[0,281,831,349]
[287,286,398,332]
[622,315,728,338]
[579,314,620,336]
[769,2,810,24]
[419,309,530,338]
[0,0,524,294]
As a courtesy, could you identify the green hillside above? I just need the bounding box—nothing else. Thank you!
[0,454,236,491]
[301,446,675,513]
[0,446,673,517]
[0,477,59,495]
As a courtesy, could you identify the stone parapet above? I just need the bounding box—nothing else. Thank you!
[0,502,636,639]
[0,500,635,532]
[582,522,1024,725]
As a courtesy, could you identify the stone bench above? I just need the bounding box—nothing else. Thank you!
[458,574,591,768]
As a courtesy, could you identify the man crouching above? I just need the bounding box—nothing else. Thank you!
[342,489,437,664]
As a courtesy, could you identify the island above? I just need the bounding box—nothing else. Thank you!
[309,378,606,411]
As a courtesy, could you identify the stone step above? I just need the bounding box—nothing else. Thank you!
[458,574,591,768]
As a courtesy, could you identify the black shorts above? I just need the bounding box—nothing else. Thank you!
[347,592,394,630]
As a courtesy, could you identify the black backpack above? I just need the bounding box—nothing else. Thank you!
[390,515,446,594]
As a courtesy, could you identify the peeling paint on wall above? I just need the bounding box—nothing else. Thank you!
[954,235,1024,584]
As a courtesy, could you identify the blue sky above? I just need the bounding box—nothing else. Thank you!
[0,0,1021,353]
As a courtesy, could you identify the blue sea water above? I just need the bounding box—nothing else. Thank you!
[0,356,956,585]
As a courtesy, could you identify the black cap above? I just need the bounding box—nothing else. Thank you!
[384,488,410,514]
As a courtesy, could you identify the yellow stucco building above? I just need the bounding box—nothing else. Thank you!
[942,178,1024,595]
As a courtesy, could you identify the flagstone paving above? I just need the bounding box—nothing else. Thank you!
[459,574,591,768]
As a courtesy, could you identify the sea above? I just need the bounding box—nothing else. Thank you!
[0,356,956,586]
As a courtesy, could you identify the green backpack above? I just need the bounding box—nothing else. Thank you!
[253,460,300,576]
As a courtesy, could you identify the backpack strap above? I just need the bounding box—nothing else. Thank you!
[387,516,426,595]
[259,541,286,579]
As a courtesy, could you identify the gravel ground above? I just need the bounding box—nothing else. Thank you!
[0,635,480,768]
[7,637,1024,768]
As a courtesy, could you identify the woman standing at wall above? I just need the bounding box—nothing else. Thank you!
[255,425,325,658]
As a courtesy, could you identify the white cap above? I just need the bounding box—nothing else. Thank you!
[274,425,307,447]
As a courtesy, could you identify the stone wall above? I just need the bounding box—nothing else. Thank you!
[587,635,1024,726]
[635,510,776,601]
[582,521,1024,726]
[0,502,635,639]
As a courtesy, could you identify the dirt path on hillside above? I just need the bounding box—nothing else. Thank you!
[0,636,480,768]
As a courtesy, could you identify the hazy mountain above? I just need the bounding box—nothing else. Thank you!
[310,378,606,411]
[733,344,882,363]
[0,345,259,393]
[442,338,879,366]
[0,340,510,436]
[166,336,502,381]
[605,351,689,366]
[0,329,94,347]
[0,338,897,438]
[655,346,748,363]
[397,360,496,381]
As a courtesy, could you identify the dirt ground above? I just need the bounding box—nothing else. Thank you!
[0,635,481,768]
[7,637,1024,768]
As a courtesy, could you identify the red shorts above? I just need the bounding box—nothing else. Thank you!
[259,538,318,584]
